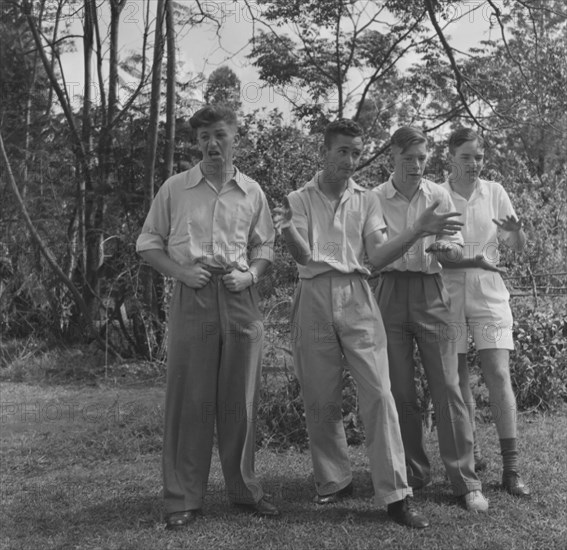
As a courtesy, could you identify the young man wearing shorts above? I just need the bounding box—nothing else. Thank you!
[440,127,530,497]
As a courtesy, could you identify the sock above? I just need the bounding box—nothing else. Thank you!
[500,437,518,474]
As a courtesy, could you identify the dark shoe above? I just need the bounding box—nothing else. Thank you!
[387,498,430,529]
[502,471,531,497]
[235,497,280,517]
[475,457,488,472]
[164,509,200,530]
[313,482,354,505]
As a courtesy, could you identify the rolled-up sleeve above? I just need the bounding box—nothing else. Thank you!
[287,191,308,234]
[363,192,387,238]
[136,184,171,253]
[248,191,276,263]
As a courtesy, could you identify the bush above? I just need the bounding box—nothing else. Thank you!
[510,307,567,410]
[257,368,364,451]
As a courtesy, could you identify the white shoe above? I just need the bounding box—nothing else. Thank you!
[463,490,489,512]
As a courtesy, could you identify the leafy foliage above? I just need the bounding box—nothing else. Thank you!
[204,66,242,111]
[511,306,567,410]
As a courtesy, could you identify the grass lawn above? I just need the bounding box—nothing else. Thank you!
[1,380,566,550]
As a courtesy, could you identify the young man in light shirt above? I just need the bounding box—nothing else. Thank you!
[439,127,530,497]
[137,105,278,529]
[274,119,464,527]
[373,126,489,512]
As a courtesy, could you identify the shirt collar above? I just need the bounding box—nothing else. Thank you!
[185,163,251,194]
[445,177,488,198]
[306,171,365,195]
[384,174,431,199]
[476,178,489,196]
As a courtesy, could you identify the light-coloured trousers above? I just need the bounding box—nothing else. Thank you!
[291,272,412,506]
[163,274,264,513]
[376,271,481,496]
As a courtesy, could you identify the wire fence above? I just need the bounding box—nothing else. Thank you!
[505,271,567,306]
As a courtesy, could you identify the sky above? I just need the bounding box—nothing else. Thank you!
[58,0,499,120]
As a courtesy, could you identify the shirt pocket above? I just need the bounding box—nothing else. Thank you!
[230,201,255,238]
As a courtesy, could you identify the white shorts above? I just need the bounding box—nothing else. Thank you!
[442,268,514,354]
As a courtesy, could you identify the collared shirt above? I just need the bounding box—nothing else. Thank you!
[136,163,275,270]
[441,178,518,266]
[287,172,386,279]
[373,176,463,274]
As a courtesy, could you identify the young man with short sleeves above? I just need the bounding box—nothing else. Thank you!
[373,126,489,512]
[274,119,464,527]
[137,105,278,529]
[440,127,530,497]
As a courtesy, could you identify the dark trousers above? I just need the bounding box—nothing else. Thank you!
[376,271,480,495]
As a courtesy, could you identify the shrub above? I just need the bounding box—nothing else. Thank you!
[257,368,364,451]
[510,307,567,410]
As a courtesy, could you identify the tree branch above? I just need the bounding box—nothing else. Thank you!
[424,0,487,129]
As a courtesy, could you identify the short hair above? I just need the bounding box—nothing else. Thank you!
[390,127,427,153]
[189,104,238,130]
[448,128,485,154]
[324,119,363,147]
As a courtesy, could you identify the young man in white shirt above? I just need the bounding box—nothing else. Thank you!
[272,119,464,527]
[439,127,530,497]
[373,126,489,512]
[137,105,278,529]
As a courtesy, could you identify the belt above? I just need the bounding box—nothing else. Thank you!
[200,265,231,275]
[301,270,368,280]
[381,270,437,278]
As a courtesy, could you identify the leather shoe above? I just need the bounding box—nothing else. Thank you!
[502,471,531,497]
[313,482,353,504]
[387,498,430,529]
[235,497,280,517]
[164,509,200,530]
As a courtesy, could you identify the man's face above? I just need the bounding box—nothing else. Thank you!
[322,134,363,180]
[196,120,239,166]
[450,139,484,183]
[392,141,428,186]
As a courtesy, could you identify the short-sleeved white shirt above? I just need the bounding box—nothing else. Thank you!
[440,178,518,266]
[287,172,386,279]
[373,176,463,273]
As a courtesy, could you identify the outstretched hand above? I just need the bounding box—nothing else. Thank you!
[414,200,463,237]
[273,196,293,235]
[493,215,523,232]
[474,254,507,274]
[425,241,457,253]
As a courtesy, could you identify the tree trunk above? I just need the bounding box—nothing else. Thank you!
[142,0,166,329]
[81,0,95,314]
[163,0,176,182]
